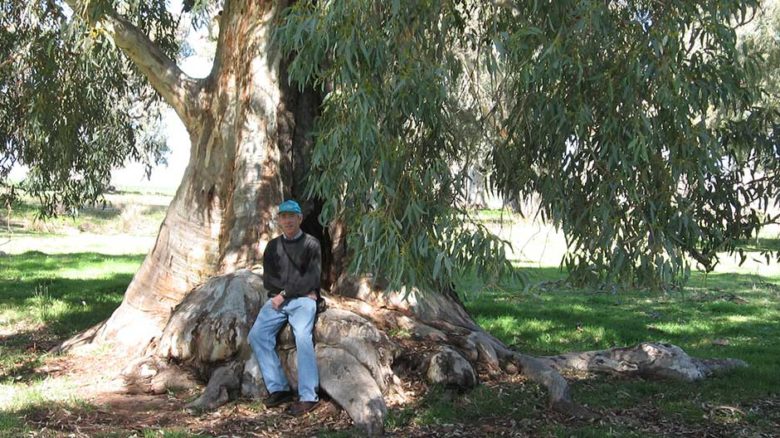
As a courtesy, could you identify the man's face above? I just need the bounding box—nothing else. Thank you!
[278,212,302,236]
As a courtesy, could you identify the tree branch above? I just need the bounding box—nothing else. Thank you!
[104,13,203,124]
[63,0,203,125]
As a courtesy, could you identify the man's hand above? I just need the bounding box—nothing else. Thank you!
[271,293,285,310]
[307,291,317,301]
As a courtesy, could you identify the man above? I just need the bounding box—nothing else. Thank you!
[248,199,321,416]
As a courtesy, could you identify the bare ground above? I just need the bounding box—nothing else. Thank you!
[5,336,778,438]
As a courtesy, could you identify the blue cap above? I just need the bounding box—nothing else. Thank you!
[278,200,302,215]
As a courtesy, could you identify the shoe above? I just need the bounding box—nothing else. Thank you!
[286,401,318,416]
[263,391,294,408]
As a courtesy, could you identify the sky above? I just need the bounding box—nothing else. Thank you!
[8,1,212,192]
[110,60,208,191]
[111,3,212,191]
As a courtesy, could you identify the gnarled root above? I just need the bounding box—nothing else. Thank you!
[333,276,747,420]
[118,271,748,436]
[317,346,387,436]
[541,342,748,381]
[120,270,400,435]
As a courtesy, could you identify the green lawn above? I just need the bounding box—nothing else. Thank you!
[1,203,778,436]
[0,252,140,336]
[0,251,143,436]
[386,265,779,436]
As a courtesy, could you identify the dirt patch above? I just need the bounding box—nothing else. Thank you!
[9,348,779,437]
[17,349,360,437]
[1,234,156,255]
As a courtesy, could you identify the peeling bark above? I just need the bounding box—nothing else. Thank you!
[61,0,297,357]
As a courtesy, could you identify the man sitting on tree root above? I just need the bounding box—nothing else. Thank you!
[248,199,322,417]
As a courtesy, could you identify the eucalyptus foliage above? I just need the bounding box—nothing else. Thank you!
[279,0,779,289]
[1,0,778,291]
[742,0,780,103]
[278,1,515,292]
[0,0,177,215]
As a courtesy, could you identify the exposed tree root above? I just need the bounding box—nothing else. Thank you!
[111,271,747,436]
[540,343,748,381]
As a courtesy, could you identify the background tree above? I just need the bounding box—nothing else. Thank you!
[2,0,775,434]
[0,0,173,213]
[737,0,780,257]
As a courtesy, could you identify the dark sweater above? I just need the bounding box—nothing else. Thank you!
[262,232,321,299]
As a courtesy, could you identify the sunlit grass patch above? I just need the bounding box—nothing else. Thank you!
[455,263,780,435]
[0,252,142,390]
[0,377,81,411]
[2,252,143,281]
[0,252,141,329]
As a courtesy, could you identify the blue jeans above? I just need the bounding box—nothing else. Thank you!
[248,297,319,402]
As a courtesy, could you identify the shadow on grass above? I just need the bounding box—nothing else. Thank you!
[383,379,780,437]
[1,252,143,283]
[0,328,56,384]
[0,398,187,438]
[461,267,780,406]
[0,275,128,384]
[1,252,138,384]
[0,271,132,329]
[1,393,332,438]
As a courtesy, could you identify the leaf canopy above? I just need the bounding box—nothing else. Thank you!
[0,0,178,215]
[1,0,778,291]
[277,0,779,290]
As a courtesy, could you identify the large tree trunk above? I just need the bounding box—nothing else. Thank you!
[63,0,319,356]
[59,1,748,436]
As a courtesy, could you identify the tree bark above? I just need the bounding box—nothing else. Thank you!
[63,0,301,355]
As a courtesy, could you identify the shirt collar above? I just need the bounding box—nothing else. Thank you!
[283,230,304,241]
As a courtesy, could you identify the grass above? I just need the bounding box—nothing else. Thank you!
[384,264,779,436]
[0,252,142,334]
[0,262,132,436]
[1,191,168,237]
[0,253,141,387]
[1,202,779,436]
[0,251,144,437]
